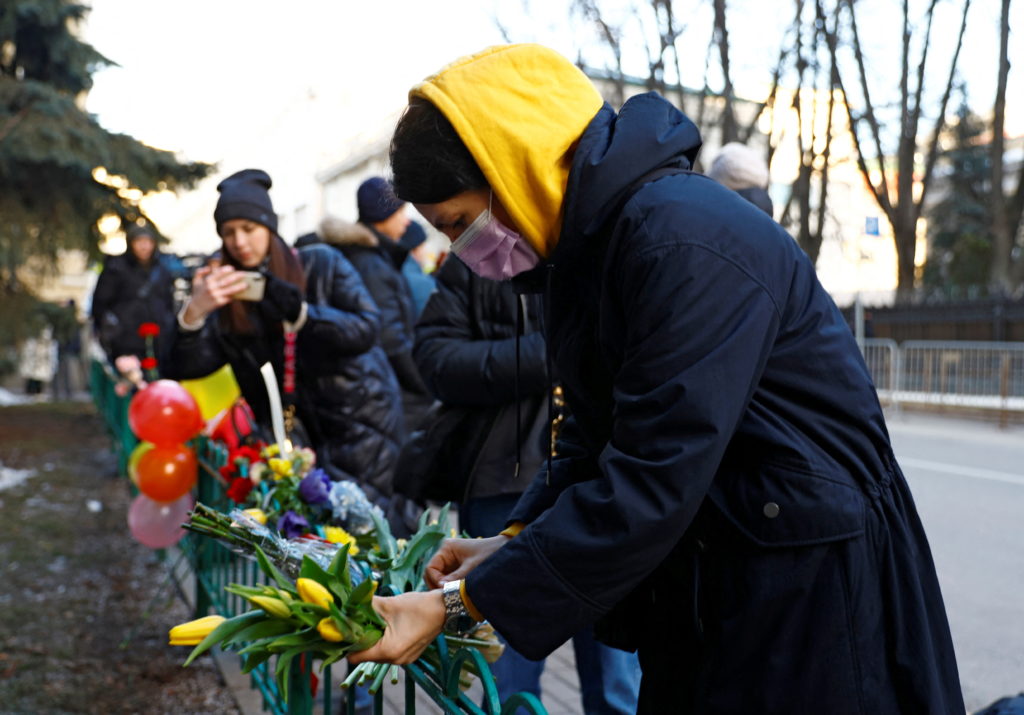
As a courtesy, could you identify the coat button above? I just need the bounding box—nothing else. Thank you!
[763,502,780,519]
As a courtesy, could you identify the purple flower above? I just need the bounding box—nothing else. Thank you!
[298,468,331,505]
[277,510,309,539]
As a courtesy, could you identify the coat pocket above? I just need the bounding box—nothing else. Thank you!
[707,460,866,548]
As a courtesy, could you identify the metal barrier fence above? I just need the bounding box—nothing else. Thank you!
[861,339,1024,420]
[88,360,548,715]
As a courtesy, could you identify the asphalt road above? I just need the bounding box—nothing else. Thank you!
[887,410,1024,713]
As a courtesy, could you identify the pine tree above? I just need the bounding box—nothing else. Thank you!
[922,102,994,297]
[0,0,212,294]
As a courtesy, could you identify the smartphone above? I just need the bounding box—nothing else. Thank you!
[234,271,266,301]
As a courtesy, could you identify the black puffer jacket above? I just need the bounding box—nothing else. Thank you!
[413,255,548,500]
[319,218,426,396]
[91,252,176,364]
[166,244,404,502]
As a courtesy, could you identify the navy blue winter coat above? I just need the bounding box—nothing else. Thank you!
[466,94,963,713]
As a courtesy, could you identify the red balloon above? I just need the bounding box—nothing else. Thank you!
[128,380,203,446]
[136,444,197,502]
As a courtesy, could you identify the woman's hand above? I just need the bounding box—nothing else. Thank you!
[424,536,509,590]
[347,591,445,665]
[182,265,247,324]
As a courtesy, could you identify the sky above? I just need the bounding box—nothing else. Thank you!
[79,0,1022,295]
[81,0,1021,166]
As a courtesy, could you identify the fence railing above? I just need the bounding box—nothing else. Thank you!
[861,339,1024,422]
[89,359,548,715]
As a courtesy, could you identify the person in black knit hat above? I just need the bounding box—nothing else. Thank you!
[166,168,406,514]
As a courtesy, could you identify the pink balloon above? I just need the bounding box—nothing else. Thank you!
[127,493,192,549]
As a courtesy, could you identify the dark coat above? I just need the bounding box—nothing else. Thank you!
[466,94,963,714]
[166,244,404,502]
[91,252,176,363]
[319,219,427,397]
[413,255,547,500]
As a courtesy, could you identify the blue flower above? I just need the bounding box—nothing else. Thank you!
[277,510,309,539]
[297,468,331,505]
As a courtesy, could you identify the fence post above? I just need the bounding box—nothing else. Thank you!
[1000,351,1011,429]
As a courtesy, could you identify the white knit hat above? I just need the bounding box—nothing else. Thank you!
[707,142,770,191]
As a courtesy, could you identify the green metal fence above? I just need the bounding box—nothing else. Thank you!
[90,359,548,715]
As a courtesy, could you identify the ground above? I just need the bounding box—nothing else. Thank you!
[0,402,240,715]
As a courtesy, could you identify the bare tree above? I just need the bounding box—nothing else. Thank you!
[989,0,1024,292]
[776,0,837,265]
[824,0,971,302]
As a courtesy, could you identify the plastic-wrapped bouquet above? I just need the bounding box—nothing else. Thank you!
[218,441,382,536]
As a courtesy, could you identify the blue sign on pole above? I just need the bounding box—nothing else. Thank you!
[865,216,880,236]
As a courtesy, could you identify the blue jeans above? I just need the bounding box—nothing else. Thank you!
[461,495,641,715]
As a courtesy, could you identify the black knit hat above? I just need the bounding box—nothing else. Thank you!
[357,177,405,224]
[214,169,278,234]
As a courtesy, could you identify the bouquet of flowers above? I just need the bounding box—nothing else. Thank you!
[218,441,381,537]
[173,502,503,703]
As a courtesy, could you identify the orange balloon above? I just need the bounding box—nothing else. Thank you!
[136,444,197,502]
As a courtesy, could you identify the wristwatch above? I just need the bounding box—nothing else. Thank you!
[442,580,477,636]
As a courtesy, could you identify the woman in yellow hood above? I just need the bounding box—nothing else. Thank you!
[389,44,603,271]
[353,43,963,715]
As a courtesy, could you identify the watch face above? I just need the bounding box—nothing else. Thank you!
[445,614,476,635]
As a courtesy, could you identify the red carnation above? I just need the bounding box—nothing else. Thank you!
[226,477,255,504]
[236,445,263,464]
[138,322,161,337]
[219,463,236,480]
[140,357,158,370]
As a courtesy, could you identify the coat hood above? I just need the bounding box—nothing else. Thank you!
[318,216,378,248]
[410,44,604,258]
[562,92,702,241]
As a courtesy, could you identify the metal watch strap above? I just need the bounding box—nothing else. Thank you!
[442,580,475,635]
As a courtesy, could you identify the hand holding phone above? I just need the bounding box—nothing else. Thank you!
[233,271,267,302]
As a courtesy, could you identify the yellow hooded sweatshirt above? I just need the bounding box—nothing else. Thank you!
[411,44,604,258]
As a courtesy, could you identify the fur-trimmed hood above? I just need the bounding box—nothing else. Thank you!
[319,215,378,248]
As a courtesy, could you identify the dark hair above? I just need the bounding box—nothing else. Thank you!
[218,233,306,335]
[389,97,488,204]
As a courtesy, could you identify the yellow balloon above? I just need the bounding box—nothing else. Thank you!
[127,441,155,486]
[180,365,241,423]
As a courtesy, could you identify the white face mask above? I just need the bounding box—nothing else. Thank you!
[449,192,541,281]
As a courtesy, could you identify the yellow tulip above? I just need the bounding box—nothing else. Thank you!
[263,444,281,457]
[250,595,292,619]
[317,617,344,642]
[296,578,333,609]
[168,615,225,646]
[241,508,267,525]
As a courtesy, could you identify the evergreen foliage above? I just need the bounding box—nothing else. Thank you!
[0,0,212,292]
[922,102,995,296]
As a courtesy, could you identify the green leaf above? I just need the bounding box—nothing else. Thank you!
[183,611,265,667]
[265,628,319,650]
[320,650,348,670]
[253,544,293,590]
[347,578,376,609]
[224,618,294,646]
[240,650,274,674]
[298,555,332,587]
[370,509,397,561]
[287,603,319,628]
[327,545,350,588]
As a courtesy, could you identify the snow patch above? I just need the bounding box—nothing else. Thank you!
[0,463,37,491]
